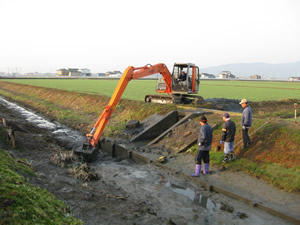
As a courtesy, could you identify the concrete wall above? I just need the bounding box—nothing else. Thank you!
[130,110,179,142]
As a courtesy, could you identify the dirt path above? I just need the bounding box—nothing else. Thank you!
[0,98,296,225]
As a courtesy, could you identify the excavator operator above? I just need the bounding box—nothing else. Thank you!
[178,71,187,81]
[176,70,187,88]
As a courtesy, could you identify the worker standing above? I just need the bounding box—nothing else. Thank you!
[192,116,213,176]
[220,113,236,162]
[240,99,252,149]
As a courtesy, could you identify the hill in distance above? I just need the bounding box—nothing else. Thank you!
[200,60,300,79]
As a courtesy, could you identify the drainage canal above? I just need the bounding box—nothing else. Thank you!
[0,96,295,225]
[0,96,85,150]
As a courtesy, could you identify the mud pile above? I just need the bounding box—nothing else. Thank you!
[67,163,99,181]
[50,151,79,168]
[205,98,241,112]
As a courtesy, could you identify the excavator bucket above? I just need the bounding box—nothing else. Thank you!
[74,143,99,163]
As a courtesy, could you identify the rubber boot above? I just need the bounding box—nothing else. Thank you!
[204,163,209,175]
[229,152,235,161]
[192,164,201,177]
[223,155,229,163]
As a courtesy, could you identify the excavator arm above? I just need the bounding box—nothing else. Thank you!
[84,63,173,149]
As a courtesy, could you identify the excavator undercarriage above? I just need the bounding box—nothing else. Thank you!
[144,94,204,105]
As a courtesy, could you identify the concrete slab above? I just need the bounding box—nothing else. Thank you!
[147,111,205,147]
[130,110,179,142]
[100,138,115,157]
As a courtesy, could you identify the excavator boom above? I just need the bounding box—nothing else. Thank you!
[84,63,173,149]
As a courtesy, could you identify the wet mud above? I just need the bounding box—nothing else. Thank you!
[0,97,296,225]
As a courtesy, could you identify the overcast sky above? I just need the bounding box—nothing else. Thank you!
[1,0,300,73]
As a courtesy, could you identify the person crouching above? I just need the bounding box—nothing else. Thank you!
[220,113,236,163]
[192,116,213,176]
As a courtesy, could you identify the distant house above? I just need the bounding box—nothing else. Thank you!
[105,71,122,77]
[97,73,106,77]
[200,73,215,79]
[289,77,300,81]
[68,68,80,76]
[56,69,69,76]
[79,68,91,76]
[251,75,261,80]
[57,68,92,76]
[218,71,235,79]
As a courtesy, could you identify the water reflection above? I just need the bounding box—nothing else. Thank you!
[155,177,217,210]
[194,192,210,209]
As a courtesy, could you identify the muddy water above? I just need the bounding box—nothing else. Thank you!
[0,97,292,225]
[95,160,291,225]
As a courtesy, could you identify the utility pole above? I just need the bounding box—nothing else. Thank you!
[294,103,298,125]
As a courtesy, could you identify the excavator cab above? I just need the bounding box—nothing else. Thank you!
[152,63,202,104]
[170,63,200,94]
[156,63,200,94]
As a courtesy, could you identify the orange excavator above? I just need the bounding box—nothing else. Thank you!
[145,63,201,104]
[76,63,201,161]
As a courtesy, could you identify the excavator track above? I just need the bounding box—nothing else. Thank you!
[145,94,175,104]
[144,94,204,105]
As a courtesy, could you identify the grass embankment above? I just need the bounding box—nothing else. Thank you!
[0,81,176,136]
[0,146,82,224]
[190,113,300,192]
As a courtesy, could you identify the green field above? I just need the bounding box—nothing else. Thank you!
[2,79,300,102]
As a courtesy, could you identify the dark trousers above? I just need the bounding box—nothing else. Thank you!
[195,150,209,164]
[242,127,251,147]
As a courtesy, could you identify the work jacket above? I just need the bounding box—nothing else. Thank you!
[242,106,252,127]
[221,119,236,142]
[198,123,213,151]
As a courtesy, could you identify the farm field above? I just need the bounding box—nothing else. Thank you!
[2,79,300,102]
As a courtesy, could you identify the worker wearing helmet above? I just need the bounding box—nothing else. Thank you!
[192,116,213,176]
[220,112,236,162]
[240,99,252,149]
